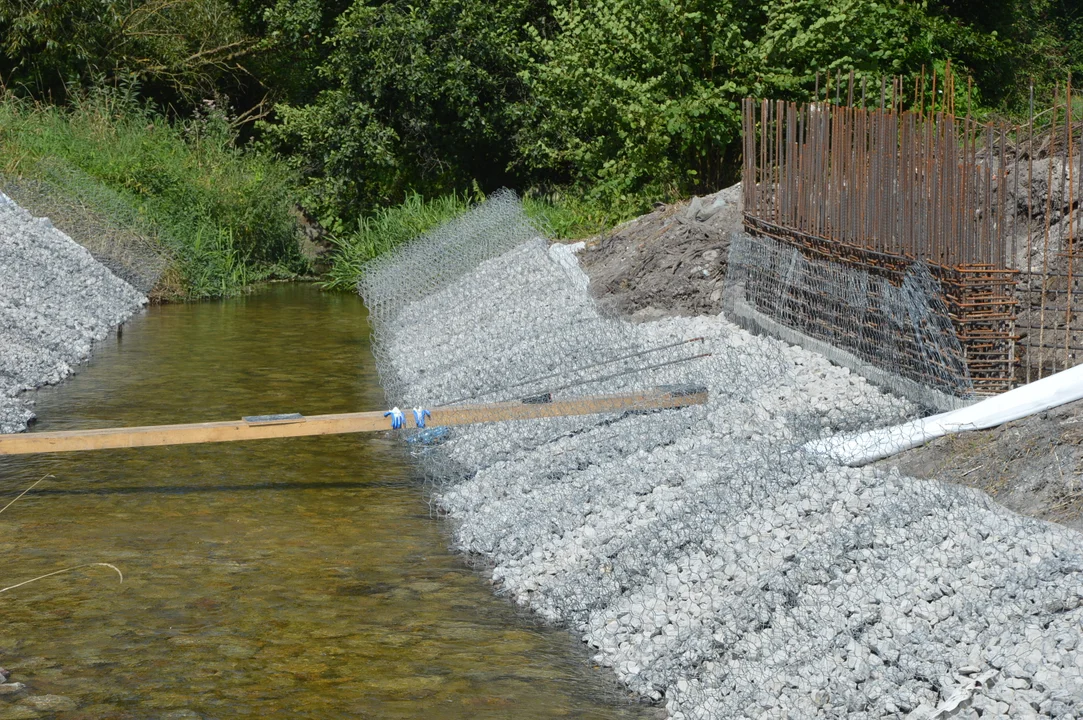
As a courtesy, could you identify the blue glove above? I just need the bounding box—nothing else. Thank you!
[384,407,405,429]
[412,407,431,428]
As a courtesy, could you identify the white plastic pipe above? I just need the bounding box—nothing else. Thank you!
[807,362,1083,466]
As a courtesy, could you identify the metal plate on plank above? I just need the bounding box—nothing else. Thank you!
[242,413,306,426]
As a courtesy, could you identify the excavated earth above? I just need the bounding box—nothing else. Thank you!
[579,184,742,322]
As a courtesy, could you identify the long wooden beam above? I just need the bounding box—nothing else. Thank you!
[0,387,707,456]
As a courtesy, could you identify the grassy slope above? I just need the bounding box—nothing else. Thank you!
[0,91,640,298]
[0,90,307,299]
[323,190,637,291]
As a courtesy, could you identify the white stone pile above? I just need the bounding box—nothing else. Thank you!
[0,191,145,433]
[366,198,1083,719]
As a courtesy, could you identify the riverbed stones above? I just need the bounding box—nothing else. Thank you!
[20,695,75,712]
[0,706,39,720]
[370,225,1083,719]
[0,190,145,433]
[160,710,202,720]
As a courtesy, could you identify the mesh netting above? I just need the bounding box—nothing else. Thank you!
[1,161,170,294]
[725,232,975,412]
[360,190,703,417]
[361,193,1083,719]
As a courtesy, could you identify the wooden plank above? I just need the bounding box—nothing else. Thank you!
[0,387,707,456]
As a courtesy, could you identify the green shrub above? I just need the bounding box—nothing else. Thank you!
[260,0,536,226]
[0,0,253,108]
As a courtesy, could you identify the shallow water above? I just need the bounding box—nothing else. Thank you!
[0,284,656,720]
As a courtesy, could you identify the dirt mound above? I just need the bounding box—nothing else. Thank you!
[885,400,1083,532]
[578,184,741,321]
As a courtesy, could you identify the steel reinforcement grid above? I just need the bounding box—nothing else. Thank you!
[740,69,1083,396]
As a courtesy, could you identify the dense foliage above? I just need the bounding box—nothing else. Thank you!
[0,0,255,106]
[260,0,538,224]
[2,0,1081,262]
[257,0,1082,220]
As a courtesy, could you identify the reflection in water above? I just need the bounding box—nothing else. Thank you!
[0,284,656,719]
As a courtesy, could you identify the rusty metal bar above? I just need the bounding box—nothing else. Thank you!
[739,74,1083,393]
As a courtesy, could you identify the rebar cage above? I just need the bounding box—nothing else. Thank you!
[740,71,1083,396]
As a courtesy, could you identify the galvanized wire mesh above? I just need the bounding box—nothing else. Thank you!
[361,193,1083,719]
[360,190,704,415]
[1,161,170,294]
[0,188,146,434]
[724,232,974,411]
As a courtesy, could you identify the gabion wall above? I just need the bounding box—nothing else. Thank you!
[725,232,975,412]
[361,194,1083,719]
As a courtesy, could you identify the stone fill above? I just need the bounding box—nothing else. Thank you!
[0,191,145,433]
[369,197,1083,719]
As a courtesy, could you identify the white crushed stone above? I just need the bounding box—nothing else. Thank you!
[375,236,1083,719]
[0,191,145,433]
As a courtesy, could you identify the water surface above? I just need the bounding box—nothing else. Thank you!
[0,284,656,720]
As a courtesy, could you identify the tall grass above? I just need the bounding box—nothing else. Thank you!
[0,88,307,299]
[323,189,626,291]
[523,191,632,240]
[322,192,475,290]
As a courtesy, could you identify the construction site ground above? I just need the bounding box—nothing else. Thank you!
[578,184,1083,533]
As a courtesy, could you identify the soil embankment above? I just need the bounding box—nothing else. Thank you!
[578,184,741,321]
[888,399,1083,532]
[0,190,145,434]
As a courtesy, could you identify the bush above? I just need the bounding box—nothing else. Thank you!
[261,0,538,227]
[0,0,254,108]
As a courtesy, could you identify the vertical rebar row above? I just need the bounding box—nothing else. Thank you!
[1038,85,1058,379]
[742,91,1024,266]
[738,74,1034,394]
[1025,87,1035,384]
[1065,78,1075,369]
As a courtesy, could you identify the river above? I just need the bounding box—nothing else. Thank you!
[0,283,658,720]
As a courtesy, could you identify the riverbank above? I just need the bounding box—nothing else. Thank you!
[0,92,309,301]
[372,194,1083,719]
[0,192,145,435]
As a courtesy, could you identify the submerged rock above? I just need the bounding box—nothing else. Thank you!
[20,695,76,712]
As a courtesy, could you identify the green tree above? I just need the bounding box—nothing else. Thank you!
[262,0,542,225]
[516,0,758,203]
[0,0,254,106]
[515,0,1021,205]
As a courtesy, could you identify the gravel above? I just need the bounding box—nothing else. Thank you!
[375,230,1083,719]
[0,191,145,433]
